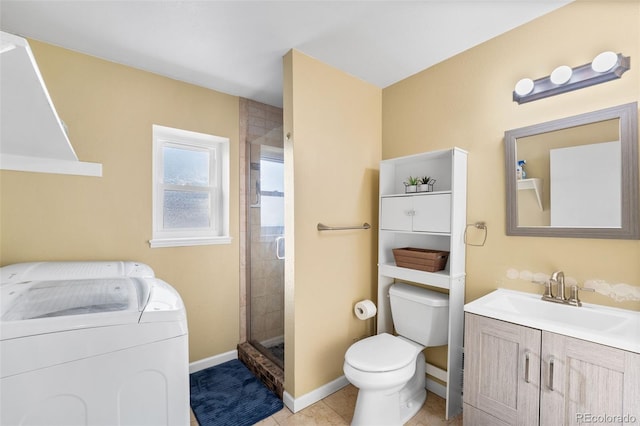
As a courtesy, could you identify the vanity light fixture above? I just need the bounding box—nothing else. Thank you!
[513,52,630,104]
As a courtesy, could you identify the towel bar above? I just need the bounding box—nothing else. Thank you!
[317,222,371,231]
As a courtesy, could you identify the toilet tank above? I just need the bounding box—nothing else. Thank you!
[389,283,449,347]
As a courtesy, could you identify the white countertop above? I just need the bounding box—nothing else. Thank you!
[464,288,640,353]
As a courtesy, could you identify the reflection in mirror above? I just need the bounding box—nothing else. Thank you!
[516,119,620,227]
[505,102,639,239]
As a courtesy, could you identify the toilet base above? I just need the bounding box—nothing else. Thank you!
[399,353,427,423]
[350,353,427,426]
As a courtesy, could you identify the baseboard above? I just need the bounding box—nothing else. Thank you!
[283,375,350,413]
[190,354,446,409]
[189,349,238,373]
[282,374,446,413]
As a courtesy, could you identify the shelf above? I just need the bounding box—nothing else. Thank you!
[0,154,102,177]
[1,31,103,177]
[378,263,451,289]
[377,147,467,419]
[517,178,543,210]
[380,190,452,198]
[380,229,451,237]
[379,149,466,196]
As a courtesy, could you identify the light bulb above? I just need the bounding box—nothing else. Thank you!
[592,51,618,72]
[550,65,572,84]
[514,78,534,96]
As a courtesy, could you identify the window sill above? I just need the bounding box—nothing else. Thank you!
[149,236,232,248]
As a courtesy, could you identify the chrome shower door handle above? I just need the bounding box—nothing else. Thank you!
[275,236,285,260]
[250,180,261,208]
[548,356,555,391]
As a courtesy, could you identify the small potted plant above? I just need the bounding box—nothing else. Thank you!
[417,176,431,192]
[404,176,419,193]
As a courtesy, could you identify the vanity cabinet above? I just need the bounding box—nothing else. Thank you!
[463,313,640,426]
[463,314,540,426]
[377,148,467,419]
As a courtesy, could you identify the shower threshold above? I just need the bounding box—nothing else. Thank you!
[238,341,284,399]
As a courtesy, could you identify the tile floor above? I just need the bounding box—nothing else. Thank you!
[190,384,463,425]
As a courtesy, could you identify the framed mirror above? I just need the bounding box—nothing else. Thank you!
[505,102,638,239]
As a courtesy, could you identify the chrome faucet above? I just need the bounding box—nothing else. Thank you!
[541,270,594,306]
[551,270,566,301]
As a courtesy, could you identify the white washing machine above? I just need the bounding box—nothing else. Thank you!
[0,261,189,426]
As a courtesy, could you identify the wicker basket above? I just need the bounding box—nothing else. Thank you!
[392,247,449,272]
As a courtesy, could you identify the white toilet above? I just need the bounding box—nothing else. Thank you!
[343,283,449,426]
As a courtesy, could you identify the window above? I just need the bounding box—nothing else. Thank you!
[259,147,284,236]
[150,125,230,248]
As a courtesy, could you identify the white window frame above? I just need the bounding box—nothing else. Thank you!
[149,124,230,248]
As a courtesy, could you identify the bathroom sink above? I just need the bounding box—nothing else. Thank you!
[464,289,640,353]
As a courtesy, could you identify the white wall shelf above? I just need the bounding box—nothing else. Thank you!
[377,147,467,420]
[0,31,102,177]
[378,263,451,289]
[517,178,543,210]
[381,190,452,198]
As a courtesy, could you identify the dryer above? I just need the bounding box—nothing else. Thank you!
[0,261,189,426]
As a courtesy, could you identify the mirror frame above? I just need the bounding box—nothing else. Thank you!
[505,102,639,239]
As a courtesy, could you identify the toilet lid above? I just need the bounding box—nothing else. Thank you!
[345,333,419,372]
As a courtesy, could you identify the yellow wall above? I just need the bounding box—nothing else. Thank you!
[382,1,640,311]
[283,50,382,397]
[0,40,241,361]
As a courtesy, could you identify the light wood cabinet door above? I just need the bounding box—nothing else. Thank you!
[540,331,640,426]
[463,403,510,426]
[463,314,541,426]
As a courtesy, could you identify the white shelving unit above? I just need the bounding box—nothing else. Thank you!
[377,147,467,420]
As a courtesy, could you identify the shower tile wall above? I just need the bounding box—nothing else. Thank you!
[239,98,284,345]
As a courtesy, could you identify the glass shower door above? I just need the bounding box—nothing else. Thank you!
[248,144,285,368]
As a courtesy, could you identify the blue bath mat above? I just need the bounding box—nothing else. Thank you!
[190,359,283,426]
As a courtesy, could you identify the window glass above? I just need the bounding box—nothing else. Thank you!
[261,195,284,228]
[163,146,210,187]
[260,159,284,192]
[260,158,284,229]
[163,190,211,229]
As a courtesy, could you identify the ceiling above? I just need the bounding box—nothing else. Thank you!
[0,1,571,107]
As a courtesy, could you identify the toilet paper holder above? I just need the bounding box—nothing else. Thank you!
[354,299,377,320]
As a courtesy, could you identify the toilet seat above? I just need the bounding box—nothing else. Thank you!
[345,333,420,372]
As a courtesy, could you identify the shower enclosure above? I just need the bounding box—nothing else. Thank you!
[238,99,285,398]
[247,141,285,368]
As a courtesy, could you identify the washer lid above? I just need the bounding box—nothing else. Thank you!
[345,333,419,372]
[1,261,155,284]
[0,277,149,340]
